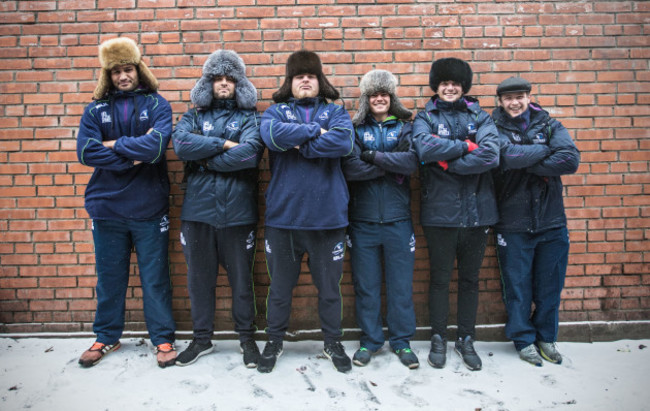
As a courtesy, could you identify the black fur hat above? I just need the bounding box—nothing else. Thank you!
[272,50,340,103]
[429,57,473,94]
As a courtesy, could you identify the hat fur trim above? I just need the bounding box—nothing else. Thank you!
[272,50,339,103]
[93,37,159,100]
[429,57,473,95]
[352,69,412,125]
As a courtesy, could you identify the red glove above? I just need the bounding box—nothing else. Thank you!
[438,160,448,171]
[432,134,440,138]
[465,139,478,152]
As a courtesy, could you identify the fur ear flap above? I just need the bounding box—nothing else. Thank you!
[190,77,214,108]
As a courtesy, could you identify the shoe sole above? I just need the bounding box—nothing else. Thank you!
[322,350,352,373]
[352,359,369,367]
[257,350,283,373]
[454,347,482,371]
[427,354,446,369]
[79,342,121,368]
[520,356,543,367]
[175,346,214,367]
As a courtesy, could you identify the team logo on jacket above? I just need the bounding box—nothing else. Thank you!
[409,234,416,252]
[265,239,272,254]
[387,130,398,142]
[139,110,149,122]
[319,110,329,121]
[203,121,214,133]
[285,111,297,121]
[363,132,375,143]
[160,215,169,233]
[332,242,345,261]
[437,124,450,136]
[246,230,255,250]
[532,132,547,144]
[510,132,522,142]
[101,112,112,124]
[226,121,239,132]
[467,123,477,135]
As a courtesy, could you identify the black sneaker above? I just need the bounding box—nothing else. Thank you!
[175,339,213,367]
[352,347,373,367]
[395,347,420,369]
[257,341,283,373]
[240,340,260,368]
[454,336,482,371]
[323,341,352,373]
[428,334,447,368]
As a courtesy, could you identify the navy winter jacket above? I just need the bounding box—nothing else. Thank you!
[172,99,264,228]
[492,103,580,233]
[260,97,354,230]
[413,96,500,228]
[76,88,172,220]
[342,116,417,223]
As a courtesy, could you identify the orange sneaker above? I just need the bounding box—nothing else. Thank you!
[155,342,176,368]
[78,341,121,368]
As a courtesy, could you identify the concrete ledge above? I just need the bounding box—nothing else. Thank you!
[1,321,649,342]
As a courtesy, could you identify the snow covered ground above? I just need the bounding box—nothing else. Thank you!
[1,337,648,411]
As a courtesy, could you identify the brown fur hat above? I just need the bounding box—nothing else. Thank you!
[93,37,159,100]
[272,50,340,103]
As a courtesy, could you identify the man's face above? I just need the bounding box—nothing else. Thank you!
[436,80,463,103]
[499,92,531,118]
[213,75,236,100]
[110,64,139,92]
[291,73,319,99]
[369,92,390,118]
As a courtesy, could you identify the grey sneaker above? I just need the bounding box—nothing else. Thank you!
[258,340,283,373]
[175,339,213,366]
[323,341,352,373]
[395,347,419,369]
[240,340,260,368]
[454,336,482,371]
[519,344,543,367]
[352,347,373,367]
[428,334,447,368]
[537,341,562,364]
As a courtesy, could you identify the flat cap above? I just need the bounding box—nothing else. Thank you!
[497,76,532,96]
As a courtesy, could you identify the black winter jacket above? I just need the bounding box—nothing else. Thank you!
[342,116,417,223]
[492,103,580,233]
[413,97,500,228]
[172,99,264,228]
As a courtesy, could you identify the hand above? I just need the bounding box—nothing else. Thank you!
[223,140,239,150]
[465,139,478,152]
[320,128,328,135]
[147,128,153,134]
[437,160,448,171]
[392,137,410,152]
[133,160,142,166]
[360,150,376,163]
[102,140,116,149]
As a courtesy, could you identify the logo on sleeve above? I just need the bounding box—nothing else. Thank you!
[139,110,149,122]
[101,112,112,124]
[318,110,329,121]
[437,124,450,136]
[203,121,214,133]
[332,242,345,261]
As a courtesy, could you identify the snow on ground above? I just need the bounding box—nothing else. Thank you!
[1,338,648,411]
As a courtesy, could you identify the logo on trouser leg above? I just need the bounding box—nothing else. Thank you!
[246,230,255,250]
[345,234,352,249]
[409,233,416,252]
[180,232,186,246]
[160,215,169,233]
[265,239,272,254]
[497,233,507,247]
[332,242,345,261]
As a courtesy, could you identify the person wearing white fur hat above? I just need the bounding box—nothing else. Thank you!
[342,69,419,369]
[172,49,264,368]
[412,57,500,372]
[76,37,176,369]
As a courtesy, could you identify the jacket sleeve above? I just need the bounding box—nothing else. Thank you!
[77,104,134,171]
[113,95,172,164]
[342,132,386,182]
[205,112,265,172]
[527,119,580,177]
[447,111,500,175]
[172,109,225,161]
[498,128,552,171]
[260,105,320,152]
[412,111,467,164]
[372,122,418,176]
[299,104,355,159]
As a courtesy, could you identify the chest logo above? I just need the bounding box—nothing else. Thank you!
[511,132,522,142]
[203,121,214,133]
[101,112,111,124]
[226,121,239,132]
[363,132,375,143]
[437,124,450,136]
[467,122,477,135]
[319,110,329,121]
[387,130,398,141]
[285,111,297,121]
[139,110,149,122]
[532,132,547,144]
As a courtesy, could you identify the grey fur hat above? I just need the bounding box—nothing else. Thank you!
[352,69,412,125]
[429,57,473,94]
[190,49,257,109]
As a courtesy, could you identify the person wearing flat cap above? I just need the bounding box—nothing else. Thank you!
[172,50,264,368]
[76,37,176,369]
[412,57,500,372]
[492,77,580,367]
[341,70,419,369]
[258,50,354,373]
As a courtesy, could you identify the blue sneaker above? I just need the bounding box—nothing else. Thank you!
[352,347,373,367]
[395,347,419,369]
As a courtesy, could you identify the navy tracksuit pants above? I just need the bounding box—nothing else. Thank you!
[181,221,258,344]
[264,227,346,343]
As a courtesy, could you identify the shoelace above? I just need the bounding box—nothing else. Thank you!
[263,342,282,356]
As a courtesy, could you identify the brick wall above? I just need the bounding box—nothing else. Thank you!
[1,0,649,336]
